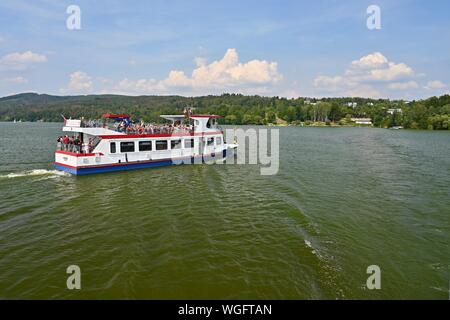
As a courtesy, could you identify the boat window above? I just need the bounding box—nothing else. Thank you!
[207,137,214,146]
[206,118,218,128]
[171,139,182,149]
[156,140,168,150]
[184,138,194,149]
[110,142,116,153]
[139,140,152,151]
[120,141,135,153]
[216,137,222,145]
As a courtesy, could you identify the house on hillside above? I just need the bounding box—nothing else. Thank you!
[351,118,373,125]
[387,108,402,115]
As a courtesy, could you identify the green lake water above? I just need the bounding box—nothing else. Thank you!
[0,122,449,299]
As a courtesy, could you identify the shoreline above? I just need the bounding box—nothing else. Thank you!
[1,121,448,131]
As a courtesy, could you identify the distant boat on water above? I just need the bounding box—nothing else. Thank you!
[389,126,404,130]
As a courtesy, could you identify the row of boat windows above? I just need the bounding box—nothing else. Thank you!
[110,137,222,153]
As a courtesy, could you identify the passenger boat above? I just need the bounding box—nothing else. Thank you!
[54,113,237,175]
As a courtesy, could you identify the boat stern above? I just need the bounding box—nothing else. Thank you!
[54,150,103,175]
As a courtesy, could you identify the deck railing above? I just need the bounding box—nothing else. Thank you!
[79,119,194,135]
[56,143,94,154]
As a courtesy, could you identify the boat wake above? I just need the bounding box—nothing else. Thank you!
[304,239,322,258]
[0,169,70,179]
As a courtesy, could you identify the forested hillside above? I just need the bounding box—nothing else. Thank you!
[1,93,449,130]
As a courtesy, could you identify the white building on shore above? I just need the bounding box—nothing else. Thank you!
[351,118,373,125]
[387,108,402,115]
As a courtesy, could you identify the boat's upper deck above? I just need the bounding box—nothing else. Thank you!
[62,114,223,138]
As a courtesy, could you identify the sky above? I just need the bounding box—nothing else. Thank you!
[0,0,449,99]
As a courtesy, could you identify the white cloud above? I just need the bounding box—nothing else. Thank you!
[116,78,158,93]
[4,76,28,84]
[314,52,416,97]
[194,57,207,67]
[424,80,446,90]
[161,70,192,88]
[161,48,282,89]
[113,48,282,95]
[97,76,114,85]
[60,71,93,94]
[368,62,414,81]
[351,52,388,69]
[388,81,419,90]
[314,75,347,91]
[0,51,48,70]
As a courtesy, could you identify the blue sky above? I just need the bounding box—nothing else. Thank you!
[0,0,449,99]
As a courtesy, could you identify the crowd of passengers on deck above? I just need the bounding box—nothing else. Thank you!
[80,118,193,134]
[57,119,195,154]
[57,135,95,154]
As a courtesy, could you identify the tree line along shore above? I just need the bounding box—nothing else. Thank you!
[0,93,449,130]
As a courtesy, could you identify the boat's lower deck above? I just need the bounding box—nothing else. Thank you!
[54,149,232,175]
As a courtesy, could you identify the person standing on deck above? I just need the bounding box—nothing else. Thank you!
[88,138,94,153]
[62,135,70,151]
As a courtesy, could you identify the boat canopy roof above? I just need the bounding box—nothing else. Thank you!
[160,114,223,122]
[160,115,186,122]
[190,115,223,119]
[102,113,131,120]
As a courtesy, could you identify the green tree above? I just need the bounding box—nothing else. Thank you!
[266,110,277,124]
